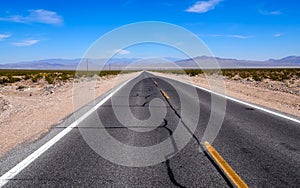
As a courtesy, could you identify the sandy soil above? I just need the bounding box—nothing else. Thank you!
[0,72,139,156]
[154,72,300,118]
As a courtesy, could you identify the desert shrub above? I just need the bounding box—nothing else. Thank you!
[239,72,249,79]
[60,73,71,81]
[6,75,21,83]
[32,74,43,82]
[24,74,31,80]
[0,78,6,84]
[31,77,38,83]
[98,71,121,77]
[253,74,263,81]
[188,71,197,76]
[45,75,54,84]
[270,74,281,81]
[17,85,27,90]
[185,69,203,76]
[281,73,289,80]
[99,72,107,77]
[222,70,236,78]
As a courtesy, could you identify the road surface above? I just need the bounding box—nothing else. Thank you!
[1,71,300,187]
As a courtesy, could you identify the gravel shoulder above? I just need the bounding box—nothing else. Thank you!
[154,72,299,118]
[0,72,139,156]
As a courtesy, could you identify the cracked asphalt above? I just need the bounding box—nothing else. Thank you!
[2,71,300,187]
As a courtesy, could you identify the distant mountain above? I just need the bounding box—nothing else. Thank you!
[267,56,300,66]
[0,59,81,70]
[0,56,299,70]
[0,58,139,70]
[174,56,300,69]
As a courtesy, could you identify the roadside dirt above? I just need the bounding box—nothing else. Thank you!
[155,72,300,118]
[0,72,139,156]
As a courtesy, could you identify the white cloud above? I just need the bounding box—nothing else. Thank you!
[12,39,40,47]
[227,35,253,39]
[0,9,63,25]
[273,33,283,37]
[202,34,254,39]
[0,33,11,40]
[259,9,281,15]
[186,0,222,13]
[175,42,184,46]
[114,49,130,55]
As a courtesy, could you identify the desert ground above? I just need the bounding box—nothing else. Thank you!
[155,72,299,117]
[0,72,139,156]
[0,70,299,156]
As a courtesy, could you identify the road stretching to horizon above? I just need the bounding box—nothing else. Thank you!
[1,71,299,187]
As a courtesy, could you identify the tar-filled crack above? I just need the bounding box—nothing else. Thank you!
[141,101,149,107]
[158,86,201,147]
[162,119,187,188]
[153,78,234,188]
[144,94,152,99]
[150,78,187,187]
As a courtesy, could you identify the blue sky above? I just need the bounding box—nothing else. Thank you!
[0,0,300,63]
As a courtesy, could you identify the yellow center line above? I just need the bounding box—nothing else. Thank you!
[204,141,248,188]
[161,90,170,99]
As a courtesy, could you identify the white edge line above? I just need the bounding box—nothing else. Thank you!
[153,73,300,124]
[0,75,136,187]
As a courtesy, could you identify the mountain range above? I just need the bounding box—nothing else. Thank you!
[0,56,299,70]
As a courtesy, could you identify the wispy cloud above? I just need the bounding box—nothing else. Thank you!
[273,33,284,37]
[259,9,281,15]
[186,0,222,13]
[201,34,254,39]
[114,49,130,55]
[12,39,40,47]
[0,33,11,40]
[175,42,184,46]
[0,9,63,25]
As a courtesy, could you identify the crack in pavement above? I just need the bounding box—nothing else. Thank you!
[161,119,187,188]
[152,78,234,188]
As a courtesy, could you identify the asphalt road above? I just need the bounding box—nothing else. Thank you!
[2,71,300,187]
